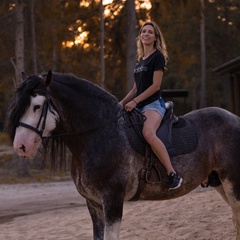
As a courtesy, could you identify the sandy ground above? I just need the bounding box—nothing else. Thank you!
[0,181,236,240]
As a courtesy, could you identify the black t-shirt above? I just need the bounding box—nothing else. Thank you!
[134,50,165,108]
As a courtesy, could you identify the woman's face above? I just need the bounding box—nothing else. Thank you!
[140,24,156,47]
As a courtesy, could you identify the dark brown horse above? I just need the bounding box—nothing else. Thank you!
[5,71,240,240]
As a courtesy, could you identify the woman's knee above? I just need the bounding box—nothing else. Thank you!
[142,129,155,143]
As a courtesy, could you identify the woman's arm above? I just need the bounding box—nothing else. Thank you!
[120,83,137,106]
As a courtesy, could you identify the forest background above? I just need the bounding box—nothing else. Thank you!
[0,0,240,130]
[0,0,239,179]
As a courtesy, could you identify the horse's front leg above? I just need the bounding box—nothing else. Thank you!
[102,193,124,240]
[87,196,124,240]
[87,200,105,240]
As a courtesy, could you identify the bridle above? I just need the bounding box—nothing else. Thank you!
[16,89,131,140]
[17,89,55,138]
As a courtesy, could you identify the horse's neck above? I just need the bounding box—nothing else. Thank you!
[52,79,120,132]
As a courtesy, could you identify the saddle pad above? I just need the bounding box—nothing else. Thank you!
[126,117,198,157]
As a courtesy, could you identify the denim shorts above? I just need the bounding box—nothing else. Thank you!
[136,98,166,118]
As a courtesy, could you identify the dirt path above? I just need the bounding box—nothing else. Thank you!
[0,181,235,240]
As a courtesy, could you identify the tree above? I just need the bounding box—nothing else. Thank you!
[150,0,201,113]
[11,0,30,177]
[200,0,206,108]
[30,0,37,74]
[12,0,24,86]
[126,0,137,93]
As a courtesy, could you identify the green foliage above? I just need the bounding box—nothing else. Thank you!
[0,0,239,123]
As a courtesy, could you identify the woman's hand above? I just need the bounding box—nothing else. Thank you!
[124,100,137,112]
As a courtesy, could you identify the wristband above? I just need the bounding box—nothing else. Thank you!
[133,99,138,104]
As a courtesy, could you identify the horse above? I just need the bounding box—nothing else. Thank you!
[5,71,240,240]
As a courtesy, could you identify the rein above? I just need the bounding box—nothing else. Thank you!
[17,89,127,139]
[42,110,125,140]
[45,109,145,140]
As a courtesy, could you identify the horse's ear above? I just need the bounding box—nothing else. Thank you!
[21,72,29,81]
[43,70,53,87]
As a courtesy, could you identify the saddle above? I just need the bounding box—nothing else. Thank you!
[124,103,198,201]
[124,101,198,157]
[124,102,198,201]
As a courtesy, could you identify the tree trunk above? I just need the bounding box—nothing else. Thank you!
[14,0,30,177]
[126,0,137,93]
[30,0,37,74]
[100,0,105,88]
[200,0,206,108]
[52,42,58,71]
[14,0,24,86]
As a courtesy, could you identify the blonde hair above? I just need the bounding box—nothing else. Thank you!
[136,22,168,63]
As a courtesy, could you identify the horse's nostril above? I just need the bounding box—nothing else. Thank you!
[20,144,26,153]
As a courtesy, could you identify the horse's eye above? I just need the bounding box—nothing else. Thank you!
[33,105,41,112]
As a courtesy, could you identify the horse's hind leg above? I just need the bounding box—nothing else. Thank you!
[221,180,240,240]
[214,184,229,205]
[228,199,240,240]
[87,200,105,240]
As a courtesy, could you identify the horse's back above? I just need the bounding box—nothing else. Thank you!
[184,107,240,156]
[184,107,240,130]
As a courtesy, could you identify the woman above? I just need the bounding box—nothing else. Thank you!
[120,22,182,190]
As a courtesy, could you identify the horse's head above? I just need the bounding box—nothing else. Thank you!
[8,71,59,158]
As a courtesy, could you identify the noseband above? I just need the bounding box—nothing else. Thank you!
[17,89,54,138]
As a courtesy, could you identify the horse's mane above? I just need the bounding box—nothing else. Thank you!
[5,72,121,170]
[49,73,118,108]
[47,73,121,170]
[6,73,119,141]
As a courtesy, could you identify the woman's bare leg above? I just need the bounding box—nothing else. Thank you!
[142,110,175,175]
